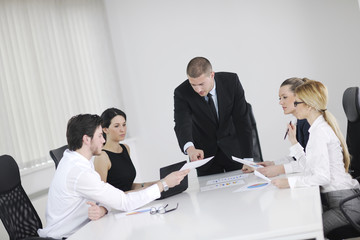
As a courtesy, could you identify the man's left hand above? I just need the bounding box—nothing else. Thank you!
[87,201,107,220]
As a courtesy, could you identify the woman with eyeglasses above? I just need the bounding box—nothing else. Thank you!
[242,77,310,174]
[279,77,311,148]
[263,80,360,235]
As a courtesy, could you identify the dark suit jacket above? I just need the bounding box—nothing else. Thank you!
[174,72,253,161]
[296,119,310,149]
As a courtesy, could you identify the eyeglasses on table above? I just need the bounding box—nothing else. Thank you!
[150,203,179,215]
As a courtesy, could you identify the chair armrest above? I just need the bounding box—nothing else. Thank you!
[339,191,360,232]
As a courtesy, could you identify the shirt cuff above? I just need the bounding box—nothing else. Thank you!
[274,156,293,165]
[289,142,304,160]
[148,184,161,199]
[283,162,293,174]
[98,203,111,213]
[183,142,194,154]
[288,176,297,188]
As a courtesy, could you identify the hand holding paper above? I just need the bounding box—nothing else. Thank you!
[180,156,214,170]
[232,156,270,182]
[254,169,271,182]
[232,156,263,169]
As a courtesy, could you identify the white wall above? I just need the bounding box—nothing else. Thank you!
[1,1,360,239]
[104,0,360,181]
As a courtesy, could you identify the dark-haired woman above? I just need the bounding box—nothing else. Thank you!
[94,108,157,192]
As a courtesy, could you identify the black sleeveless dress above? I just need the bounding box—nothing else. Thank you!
[103,144,136,191]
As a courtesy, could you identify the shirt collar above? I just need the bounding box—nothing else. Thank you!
[209,79,216,96]
[308,115,324,133]
[64,149,92,167]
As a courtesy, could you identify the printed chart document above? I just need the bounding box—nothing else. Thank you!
[180,156,214,170]
[232,156,271,182]
[206,173,248,185]
[232,156,262,169]
[201,179,245,192]
[233,182,275,193]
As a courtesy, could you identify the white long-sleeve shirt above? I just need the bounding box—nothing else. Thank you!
[283,115,359,192]
[38,150,160,239]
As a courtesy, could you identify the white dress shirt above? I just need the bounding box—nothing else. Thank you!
[38,150,160,239]
[284,115,359,192]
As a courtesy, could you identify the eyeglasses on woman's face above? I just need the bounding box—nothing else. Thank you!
[294,101,305,107]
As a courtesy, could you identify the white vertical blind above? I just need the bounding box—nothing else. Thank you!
[0,0,123,169]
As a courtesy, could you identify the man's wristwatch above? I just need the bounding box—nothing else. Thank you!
[161,180,169,192]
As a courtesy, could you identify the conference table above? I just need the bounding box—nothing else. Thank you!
[68,170,324,240]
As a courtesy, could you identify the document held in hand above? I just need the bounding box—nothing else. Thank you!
[180,156,214,170]
[232,156,271,182]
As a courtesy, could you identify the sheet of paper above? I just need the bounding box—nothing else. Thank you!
[233,182,270,192]
[206,174,249,185]
[180,156,214,170]
[201,179,245,192]
[232,156,270,182]
[254,170,271,182]
[231,156,263,169]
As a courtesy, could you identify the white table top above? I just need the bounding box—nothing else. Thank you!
[68,170,324,240]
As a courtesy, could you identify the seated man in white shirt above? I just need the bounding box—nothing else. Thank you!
[38,114,189,239]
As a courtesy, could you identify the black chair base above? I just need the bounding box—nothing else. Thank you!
[327,225,360,240]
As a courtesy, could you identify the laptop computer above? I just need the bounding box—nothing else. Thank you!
[158,160,188,199]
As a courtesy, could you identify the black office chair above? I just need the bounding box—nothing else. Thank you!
[0,155,55,240]
[327,86,360,240]
[326,191,360,240]
[343,87,360,179]
[49,145,68,169]
[248,103,263,162]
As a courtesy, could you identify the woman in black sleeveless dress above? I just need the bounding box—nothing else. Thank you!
[94,108,157,191]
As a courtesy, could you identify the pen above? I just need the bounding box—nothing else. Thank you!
[283,121,291,140]
[126,208,151,216]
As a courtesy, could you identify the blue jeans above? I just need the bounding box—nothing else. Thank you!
[322,188,360,235]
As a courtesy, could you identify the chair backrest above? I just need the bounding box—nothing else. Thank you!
[342,87,360,179]
[248,103,263,162]
[49,145,68,169]
[0,155,43,240]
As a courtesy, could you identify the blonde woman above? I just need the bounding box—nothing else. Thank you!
[265,80,360,236]
[243,77,310,174]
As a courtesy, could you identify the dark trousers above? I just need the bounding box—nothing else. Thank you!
[196,148,243,176]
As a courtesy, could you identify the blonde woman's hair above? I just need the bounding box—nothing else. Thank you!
[295,80,350,171]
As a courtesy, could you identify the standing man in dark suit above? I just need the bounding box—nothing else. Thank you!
[174,56,253,176]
